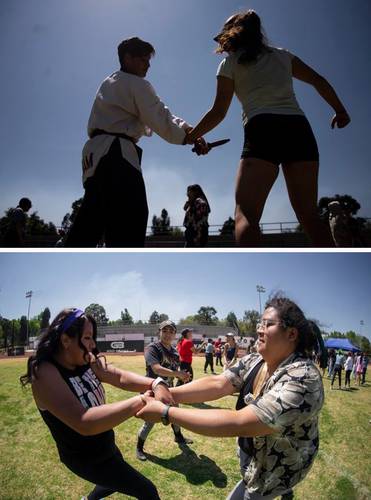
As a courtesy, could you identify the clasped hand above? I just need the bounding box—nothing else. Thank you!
[184,128,210,155]
[136,393,168,423]
[152,382,175,405]
[192,137,210,156]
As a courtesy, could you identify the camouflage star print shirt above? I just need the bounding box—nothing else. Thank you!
[224,352,324,497]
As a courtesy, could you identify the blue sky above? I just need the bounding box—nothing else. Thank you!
[0,0,370,229]
[0,252,370,339]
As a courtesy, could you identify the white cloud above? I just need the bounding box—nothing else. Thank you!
[60,270,191,322]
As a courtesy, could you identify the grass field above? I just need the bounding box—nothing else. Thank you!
[0,355,370,500]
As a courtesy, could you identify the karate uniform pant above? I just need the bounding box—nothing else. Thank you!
[65,138,148,248]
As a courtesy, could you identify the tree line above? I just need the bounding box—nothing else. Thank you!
[83,304,261,337]
[0,307,51,348]
[1,304,369,353]
[1,194,370,242]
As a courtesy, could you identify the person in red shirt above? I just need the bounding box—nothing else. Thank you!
[176,328,206,385]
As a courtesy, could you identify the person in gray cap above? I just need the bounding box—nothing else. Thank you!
[136,320,192,460]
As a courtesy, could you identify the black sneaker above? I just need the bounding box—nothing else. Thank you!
[174,435,193,444]
[136,447,147,461]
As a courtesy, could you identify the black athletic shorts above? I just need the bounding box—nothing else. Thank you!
[241,113,319,165]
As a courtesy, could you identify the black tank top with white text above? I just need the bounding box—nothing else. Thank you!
[38,360,115,465]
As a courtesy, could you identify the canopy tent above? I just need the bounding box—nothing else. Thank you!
[324,338,361,352]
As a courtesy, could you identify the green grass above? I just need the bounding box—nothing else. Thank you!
[0,356,370,499]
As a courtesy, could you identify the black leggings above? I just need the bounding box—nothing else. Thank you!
[215,353,223,366]
[331,365,342,387]
[345,369,352,386]
[63,446,160,500]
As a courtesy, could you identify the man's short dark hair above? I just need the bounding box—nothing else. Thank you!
[19,198,32,210]
[118,37,155,68]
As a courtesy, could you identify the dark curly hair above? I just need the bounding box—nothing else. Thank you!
[215,10,269,64]
[264,294,317,357]
[20,308,98,387]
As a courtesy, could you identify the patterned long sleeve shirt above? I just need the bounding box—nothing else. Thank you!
[224,352,324,497]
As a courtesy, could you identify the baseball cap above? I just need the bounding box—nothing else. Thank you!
[226,332,235,337]
[181,328,193,335]
[159,320,177,331]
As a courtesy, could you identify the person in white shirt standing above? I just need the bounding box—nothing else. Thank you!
[65,37,207,248]
[204,338,216,374]
[185,10,351,247]
[330,350,345,389]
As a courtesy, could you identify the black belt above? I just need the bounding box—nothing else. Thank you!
[90,129,142,163]
[90,129,136,145]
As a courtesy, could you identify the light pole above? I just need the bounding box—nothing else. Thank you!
[256,285,266,316]
[360,320,364,336]
[25,290,33,348]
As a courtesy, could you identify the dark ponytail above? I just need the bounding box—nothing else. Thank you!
[308,320,327,367]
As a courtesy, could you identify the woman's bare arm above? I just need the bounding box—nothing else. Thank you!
[292,56,350,129]
[136,397,275,438]
[186,76,234,142]
[32,362,145,436]
[90,356,154,392]
[170,373,234,404]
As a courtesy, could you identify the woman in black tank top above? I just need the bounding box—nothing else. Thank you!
[20,307,172,500]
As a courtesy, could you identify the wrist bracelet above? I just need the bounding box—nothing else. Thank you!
[152,377,168,391]
[161,404,171,426]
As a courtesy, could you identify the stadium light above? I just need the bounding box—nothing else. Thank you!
[25,290,33,348]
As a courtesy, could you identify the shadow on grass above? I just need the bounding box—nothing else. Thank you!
[186,402,227,410]
[144,445,228,487]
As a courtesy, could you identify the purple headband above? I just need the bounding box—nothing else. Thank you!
[59,309,85,333]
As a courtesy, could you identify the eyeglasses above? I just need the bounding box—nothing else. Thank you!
[256,319,285,331]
